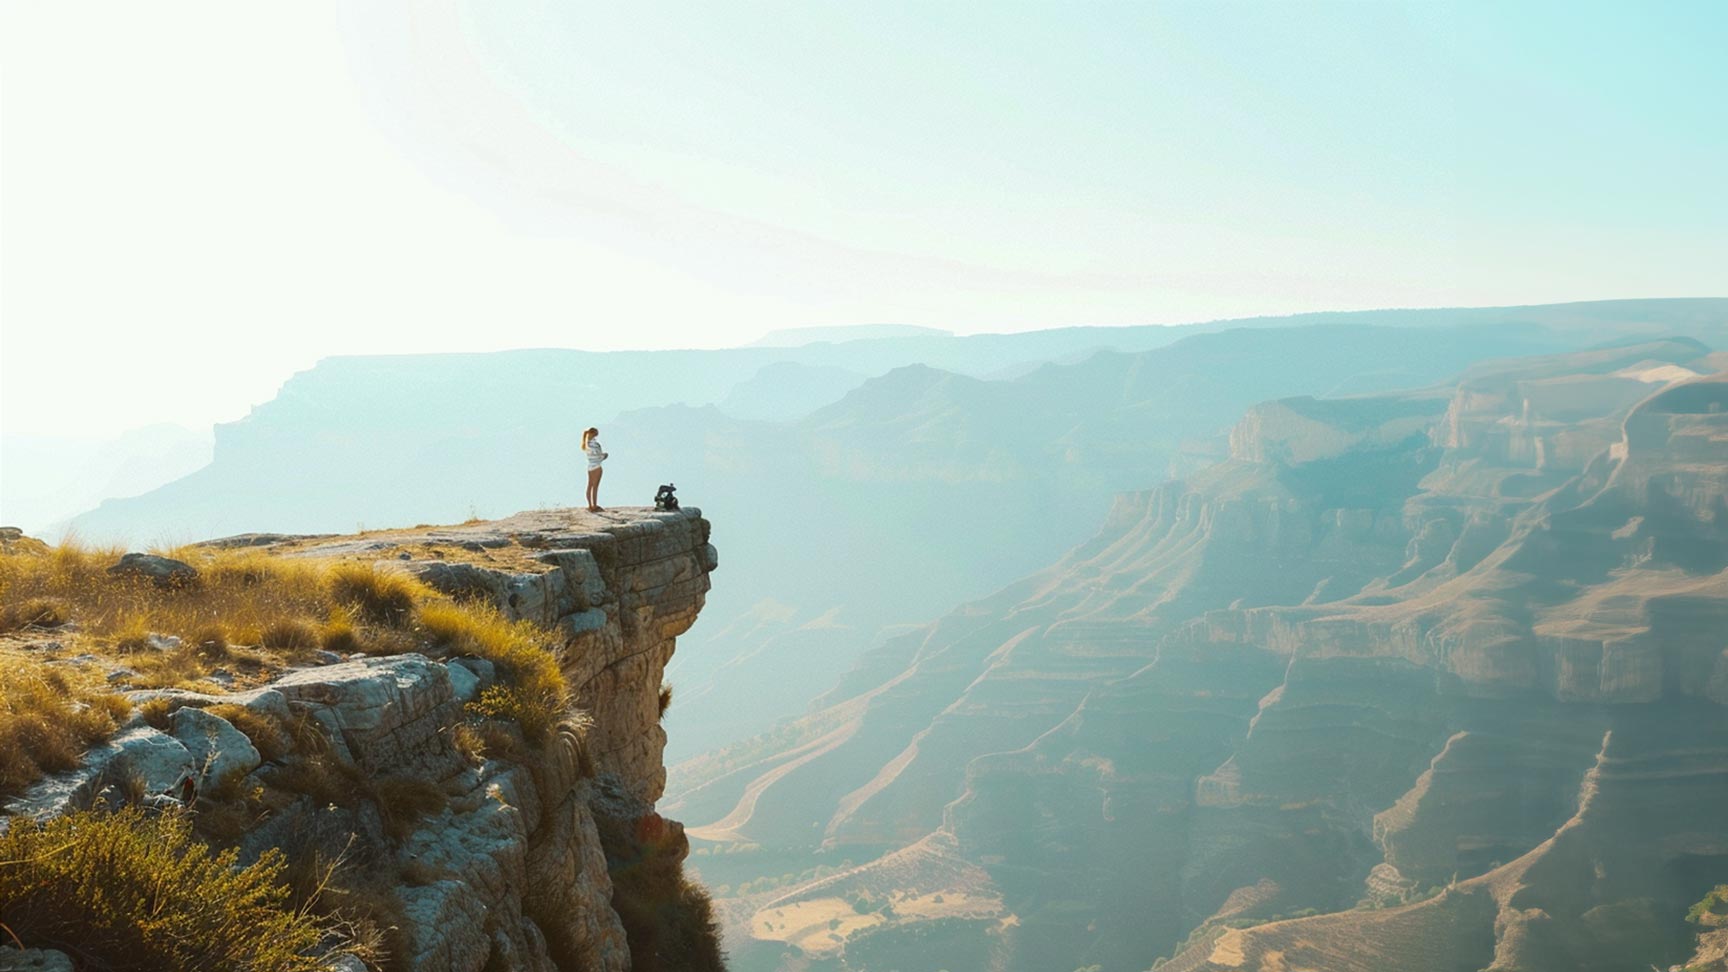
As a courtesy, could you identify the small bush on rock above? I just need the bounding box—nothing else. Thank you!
[207,702,293,762]
[372,774,449,841]
[594,812,726,972]
[419,601,567,744]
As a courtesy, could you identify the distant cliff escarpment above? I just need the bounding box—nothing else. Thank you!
[62,300,1728,780]
[672,338,1728,972]
[0,508,721,972]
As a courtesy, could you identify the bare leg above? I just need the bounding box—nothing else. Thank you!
[593,467,605,512]
[586,468,600,511]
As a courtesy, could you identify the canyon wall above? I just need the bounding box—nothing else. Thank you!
[673,339,1728,971]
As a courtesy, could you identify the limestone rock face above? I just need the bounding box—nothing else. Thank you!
[274,654,463,777]
[169,706,261,785]
[400,508,715,804]
[3,726,193,822]
[1,507,715,972]
[215,510,714,971]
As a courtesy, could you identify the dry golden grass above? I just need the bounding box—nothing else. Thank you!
[283,843,407,972]
[417,600,568,743]
[2,542,448,680]
[0,535,598,967]
[0,656,132,798]
[0,543,327,662]
[207,702,294,762]
[371,774,449,841]
[1,538,579,796]
[328,562,425,626]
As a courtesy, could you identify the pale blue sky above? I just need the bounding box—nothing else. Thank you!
[2,1,1724,438]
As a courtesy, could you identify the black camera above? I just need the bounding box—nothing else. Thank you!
[654,483,680,511]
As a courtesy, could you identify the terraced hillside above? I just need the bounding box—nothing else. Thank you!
[670,338,1728,971]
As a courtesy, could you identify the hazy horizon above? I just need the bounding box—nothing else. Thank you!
[6,297,1722,441]
[6,1,1727,441]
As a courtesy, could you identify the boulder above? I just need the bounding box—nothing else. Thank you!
[0,527,50,556]
[107,552,199,589]
[3,727,193,821]
[0,948,75,972]
[125,686,291,723]
[272,655,460,776]
[170,706,261,785]
[446,659,482,703]
[452,656,497,689]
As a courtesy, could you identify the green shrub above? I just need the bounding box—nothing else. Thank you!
[467,685,558,746]
[0,807,338,971]
[1688,884,1728,924]
[593,813,726,972]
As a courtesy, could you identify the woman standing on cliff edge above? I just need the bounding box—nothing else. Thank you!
[582,427,608,512]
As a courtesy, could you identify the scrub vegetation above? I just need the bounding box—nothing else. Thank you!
[0,536,588,968]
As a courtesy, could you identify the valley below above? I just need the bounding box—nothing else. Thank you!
[668,331,1728,971]
[13,299,1728,971]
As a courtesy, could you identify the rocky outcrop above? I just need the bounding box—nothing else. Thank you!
[1,507,717,972]
[106,552,200,589]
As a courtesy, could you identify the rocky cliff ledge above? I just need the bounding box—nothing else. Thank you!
[286,507,718,809]
[1,507,719,972]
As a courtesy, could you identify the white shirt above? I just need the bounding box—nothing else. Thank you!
[586,439,606,470]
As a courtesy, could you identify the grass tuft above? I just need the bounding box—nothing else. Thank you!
[371,775,449,841]
[0,661,127,797]
[261,619,319,652]
[419,601,567,744]
[138,696,174,731]
[329,564,422,626]
[207,703,293,763]
[320,606,362,655]
[0,596,69,631]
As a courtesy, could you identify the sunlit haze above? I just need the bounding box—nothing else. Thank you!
[3,1,1724,437]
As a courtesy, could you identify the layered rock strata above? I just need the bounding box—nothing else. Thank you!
[673,341,1728,971]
